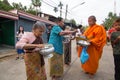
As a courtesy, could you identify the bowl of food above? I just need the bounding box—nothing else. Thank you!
[77,40,90,46]
[39,44,54,58]
[76,35,87,41]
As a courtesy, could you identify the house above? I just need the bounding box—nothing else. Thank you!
[0,10,56,48]
[38,12,57,22]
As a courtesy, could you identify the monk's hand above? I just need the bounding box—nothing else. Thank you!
[87,40,91,43]
[37,44,44,48]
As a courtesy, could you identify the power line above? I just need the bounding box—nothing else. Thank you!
[42,0,55,8]
[49,0,58,6]
[70,2,85,10]
[42,1,71,15]
[44,0,58,7]
[42,1,67,13]
[42,0,66,11]
[41,0,66,16]
[41,0,81,20]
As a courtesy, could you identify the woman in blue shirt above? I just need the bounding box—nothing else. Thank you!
[49,17,75,80]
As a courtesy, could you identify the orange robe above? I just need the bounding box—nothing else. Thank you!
[78,24,106,74]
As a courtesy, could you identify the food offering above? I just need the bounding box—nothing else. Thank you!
[40,44,54,58]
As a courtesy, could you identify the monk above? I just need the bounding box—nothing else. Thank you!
[78,16,107,78]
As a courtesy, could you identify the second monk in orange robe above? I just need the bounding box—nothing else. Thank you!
[78,16,107,76]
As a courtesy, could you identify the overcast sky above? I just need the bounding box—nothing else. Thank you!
[8,0,120,25]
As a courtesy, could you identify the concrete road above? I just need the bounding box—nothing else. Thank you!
[0,40,114,80]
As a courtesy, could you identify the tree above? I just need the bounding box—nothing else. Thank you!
[23,6,27,11]
[12,2,36,15]
[70,19,76,25]
[3,0,10,5]
[31,0,41,15]
[58,1,63,17]
[0,0,13,11]
[103,12,118,30]
[27,5,36,15]
[12,2,27,11]
[0,0,39,16]
[12,2,19,9]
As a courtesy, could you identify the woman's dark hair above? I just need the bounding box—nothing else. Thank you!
[78,24,82,28]
[18,25,24,34]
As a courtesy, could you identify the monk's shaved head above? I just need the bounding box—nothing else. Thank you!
[88,15,96,26]
[88,15,96,22]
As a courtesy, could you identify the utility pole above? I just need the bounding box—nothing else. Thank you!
[65,4,68,20]
[114,0,116,14]
[60,6,62,17]
[65,2,85,20]
[58,1,63,17]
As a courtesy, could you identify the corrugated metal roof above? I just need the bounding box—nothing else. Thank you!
[10,10,56,25]
[0,10,56,25]
[0,10,18,20]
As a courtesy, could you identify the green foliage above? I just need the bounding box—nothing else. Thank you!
[12,2,27,11]
[0,0,42,16]
[26,10,36,15]
[0,0,37,15]
[31,0,41,7]
[70,19,76,25]
[26,5,36,15]
[0,0,13,11]
[31,0,41,15]
[3,0,10,5]
[27,9,36,15]
[103,12,118,30]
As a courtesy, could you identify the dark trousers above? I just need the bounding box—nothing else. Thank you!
[113,54,120,80]
[63,42,71,64]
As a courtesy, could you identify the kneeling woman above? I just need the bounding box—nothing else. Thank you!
[16,21,47,80]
